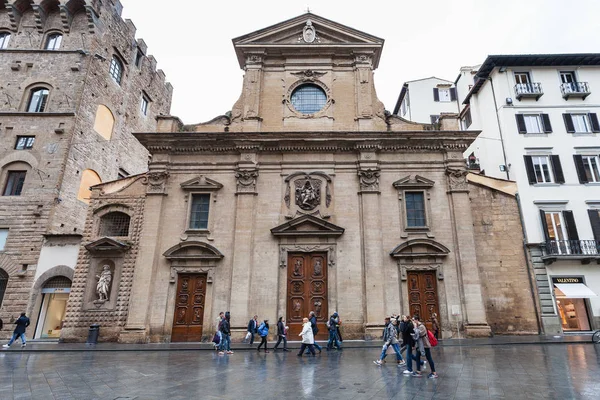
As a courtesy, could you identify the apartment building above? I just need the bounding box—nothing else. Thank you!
[393,77,459,124]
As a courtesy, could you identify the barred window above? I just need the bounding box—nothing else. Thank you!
[109,56,123,85]
[43,276,72,289]
[99,212,130,237]
[0,268,8,308]
[291,84,327,114]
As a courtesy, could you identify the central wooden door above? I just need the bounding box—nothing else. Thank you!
[407,271,440,332]
[287,253,328,340]
[171,274,206,342]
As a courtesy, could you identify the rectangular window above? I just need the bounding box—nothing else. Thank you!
[532,156,553,183]
[405,192,426,227]
[141,96,149,116]
[117,168,129,179]
[0,32,10,49]
[572,114,591,133]
[582,155,600,183]
[135,49,143,68]
[438,88,451,102]
[3,171,26,196]
[523,115,543,133]
[560,71,576,84]
[189,194,210,230]
[514,72,531,84]
[430,115,440,124]
[0,229,8,251]
[461,109,472,129]
[15,136,35,150]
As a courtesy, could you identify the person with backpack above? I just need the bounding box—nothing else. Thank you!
[2,313,30,349]
[373,317,405,366]
[326,312,341,351]
[306,311,322,354]
[273,317,289,352]
[256,319,270,353]
[412,316,437,378]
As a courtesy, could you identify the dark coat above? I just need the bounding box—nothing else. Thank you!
[14,316,30,335]
[220,318,231,335]
[247,319,257,333]
[277,321,285,336]
[309,315,319,335]
[401,320,415,347]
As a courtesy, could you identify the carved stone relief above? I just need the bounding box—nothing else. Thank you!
[295,177,321,210]
[357,168,380,192]
[285,172,332,214]
[235,168,259,193]
[279,245,336,269]
[399,263,444,281]
[142,171,169,195]
[300,19,320,43]
[445,168,469,192]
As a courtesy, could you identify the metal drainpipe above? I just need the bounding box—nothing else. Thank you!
[488,77,511,180]
[515,192,543,334]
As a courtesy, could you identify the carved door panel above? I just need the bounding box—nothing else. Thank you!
[287,253,328,340]
[171,274,206,342]
[407,271,440,332]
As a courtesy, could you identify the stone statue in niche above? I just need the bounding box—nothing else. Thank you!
[295,178,321,210]
[95,265,112,302]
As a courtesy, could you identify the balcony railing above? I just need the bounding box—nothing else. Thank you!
[560,82,591,100]
[514,83,543,100]
[542,240,600,258]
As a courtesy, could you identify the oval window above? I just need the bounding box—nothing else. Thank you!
[290,84,327,114]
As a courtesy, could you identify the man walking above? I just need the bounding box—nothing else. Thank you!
[218,311,233,355]
[326,312,341,351]
[246,315,258,344]
[374,317,405,366]
[3,313,30,349]
[297,317,316,356]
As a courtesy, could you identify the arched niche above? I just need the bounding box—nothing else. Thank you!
[93,105,115,140]
[77,169,101,203]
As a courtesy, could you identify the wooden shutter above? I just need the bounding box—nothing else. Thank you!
[450,88,457,101]
[539,210,550,242]
[523,155,537,184]
[550,155,565,183]
[562,210,579,241]
[515,114,527,134]
[433,88,439,102]
[541,114,552,133]
[588,209,600,242]
[589,113,600,132]
[573,155,588,183]
[563,113,575,133]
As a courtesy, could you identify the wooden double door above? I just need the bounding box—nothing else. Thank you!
[287,253,328,339]
[407,271,440,332]
[171,274,206,342]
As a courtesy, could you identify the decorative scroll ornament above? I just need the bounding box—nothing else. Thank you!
[291,70,327,80]
[445,168,469,192]
[302,19,318,43]
[295,177,322,210]
[358,168,380,192]
[235,168,259,193]
[142,171,169,194]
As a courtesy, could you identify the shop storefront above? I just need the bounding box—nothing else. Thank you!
[34,276,72,339]
[552,276,596,332]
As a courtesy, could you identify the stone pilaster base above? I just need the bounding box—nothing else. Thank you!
[119,327,148,344]
[541,315,562,335]
[364,324,385,341]
[464,324,492,338]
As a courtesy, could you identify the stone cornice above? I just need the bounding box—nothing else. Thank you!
[135,131,478,154]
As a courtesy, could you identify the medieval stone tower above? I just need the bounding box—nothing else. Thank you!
[0,0,172,340]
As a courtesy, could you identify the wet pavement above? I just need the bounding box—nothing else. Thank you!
[1,343,600,399]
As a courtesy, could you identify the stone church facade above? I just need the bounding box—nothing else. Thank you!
[61,13,539,343]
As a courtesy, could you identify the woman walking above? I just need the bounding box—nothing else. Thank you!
[412,316,438,378]
[273,317,290,352]
[256,319,270,353]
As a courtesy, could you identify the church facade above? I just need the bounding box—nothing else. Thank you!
[61,14,539,343]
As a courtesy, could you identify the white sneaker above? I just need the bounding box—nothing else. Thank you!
[373,360,382,366]
[2,344,9,348]
[21,343,26,348]
[403,370,412,375]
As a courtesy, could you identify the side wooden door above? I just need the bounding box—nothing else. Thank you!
[171,273,206,342]
[407,271,440,332]
[287,252,328,340]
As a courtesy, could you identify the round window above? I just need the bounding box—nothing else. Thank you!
[290,84,327,114]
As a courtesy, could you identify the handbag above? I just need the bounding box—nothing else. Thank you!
[427,329,438,347]
[212,332,220,345]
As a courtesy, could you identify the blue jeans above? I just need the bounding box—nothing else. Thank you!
[380,343,403,362]
[327,330,340,349]
[8,332,26,346]
[405,343,413,371]
[220,335,231,351]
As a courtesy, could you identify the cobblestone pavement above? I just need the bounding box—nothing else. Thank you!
[1,343,599,399]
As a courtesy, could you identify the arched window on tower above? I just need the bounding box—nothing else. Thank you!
[109,56,124,85]
[26,87,50,112]
[93,105,114,140]
[45,33,62,50]
[0,32,10,49]
[77,169,101,203]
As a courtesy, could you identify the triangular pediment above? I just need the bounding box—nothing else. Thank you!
[85,237,130,253]
[233,13,384,68]
[180,176,223,191]
[271,214,345,237]
[163,241,224,261]
[393,175,435,189]
[390,239,450,259]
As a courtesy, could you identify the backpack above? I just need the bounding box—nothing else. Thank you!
[258,323,268,337]
[427,329,438,347]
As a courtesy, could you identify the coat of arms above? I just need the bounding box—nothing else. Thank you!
[295,178,321,210]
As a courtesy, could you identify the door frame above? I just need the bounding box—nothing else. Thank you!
[277,243,338,335]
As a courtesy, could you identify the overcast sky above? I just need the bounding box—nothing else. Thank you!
[122,0,600,124]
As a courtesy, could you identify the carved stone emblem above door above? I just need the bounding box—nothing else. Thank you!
[284,171,332,216]
[295,177,321,210]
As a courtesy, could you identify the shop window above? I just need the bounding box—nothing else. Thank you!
[99,212,131,237]
[189,194,210,230]
[77,169,101,203]
[3,171,26,196]
[0,268,7,308]
[93,105,114,140]
[35,276,72,339]
[26,88,50,112]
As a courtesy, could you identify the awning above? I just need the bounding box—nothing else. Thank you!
[554,283,598,298]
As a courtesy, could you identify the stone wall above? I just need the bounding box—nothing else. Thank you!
[469,182,540,334]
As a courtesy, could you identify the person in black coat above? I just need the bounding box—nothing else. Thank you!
[400,315,416,374]
[273,316,289,351]
[3,313,30,349]
[218,311,233,355]
[246,315,258,344]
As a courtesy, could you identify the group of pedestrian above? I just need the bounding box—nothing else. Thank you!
[1,313,31,349]
[374,314,438,378]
